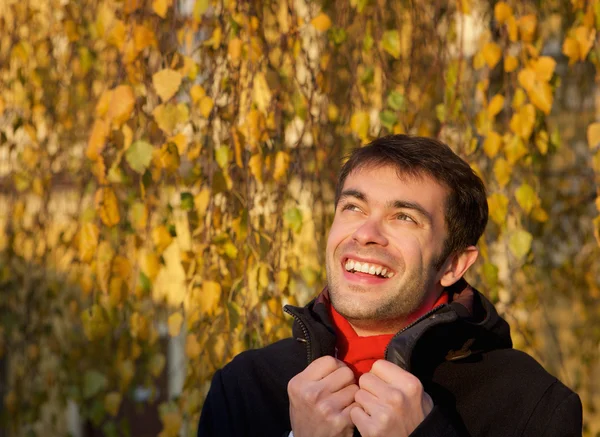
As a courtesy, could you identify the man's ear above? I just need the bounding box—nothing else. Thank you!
[439,246,479,287]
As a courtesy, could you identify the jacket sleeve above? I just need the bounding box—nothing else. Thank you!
[525,381,583,437]
[197,369,236,437]
[408,405,464,437]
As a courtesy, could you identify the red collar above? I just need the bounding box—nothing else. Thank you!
[329,291,449,379]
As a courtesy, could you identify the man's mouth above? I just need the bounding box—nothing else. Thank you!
[343,258,395,278]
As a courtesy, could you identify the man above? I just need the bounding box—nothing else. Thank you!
[197,135,582,437]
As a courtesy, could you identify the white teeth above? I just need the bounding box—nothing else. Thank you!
[345,259,393,278]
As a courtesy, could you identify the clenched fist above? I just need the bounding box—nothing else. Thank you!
[351,359,433,437]
[288,356,359,437]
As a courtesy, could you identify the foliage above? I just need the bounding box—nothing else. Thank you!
[0,0,600,435]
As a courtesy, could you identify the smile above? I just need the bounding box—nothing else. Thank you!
[344,258,395,278]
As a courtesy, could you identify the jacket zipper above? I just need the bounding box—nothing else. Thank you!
[283,306,312,364]
[384,304,447,359]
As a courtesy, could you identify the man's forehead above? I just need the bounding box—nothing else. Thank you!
[344,163,437,187]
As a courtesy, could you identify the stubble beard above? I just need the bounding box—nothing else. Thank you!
[325,257,431,324]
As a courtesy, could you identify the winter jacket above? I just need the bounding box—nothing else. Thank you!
[197,280,582,436]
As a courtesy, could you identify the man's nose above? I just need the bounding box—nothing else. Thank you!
[352,218,388,246]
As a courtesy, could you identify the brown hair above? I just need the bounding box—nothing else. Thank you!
[335,135,488,270]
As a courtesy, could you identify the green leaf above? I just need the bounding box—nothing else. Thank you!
[329,27,347,45]
[215,145,230,169]
[435,104,446,123]
[387,91,405,111]
[363,33,374,51]
[482,262,498,287]
[380,110,398,131]
[284,207,303,233]
[382,30,401,58]
[488,193,509,226]
[126,141,154,174]
[180,192,194,211]
[508,229,533,259]
[83,370,108,399]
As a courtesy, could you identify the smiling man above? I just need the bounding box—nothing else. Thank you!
[198,135,582,437]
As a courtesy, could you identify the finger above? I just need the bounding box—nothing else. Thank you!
[303,355,346,380]
[358,371,389,397]
[370,359,410,385]
[321,365,356,392]
[354,388,380,417]
[327,384,360,411]
[350,404,373,436]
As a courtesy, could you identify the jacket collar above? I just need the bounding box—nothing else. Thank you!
[284,279,512,379]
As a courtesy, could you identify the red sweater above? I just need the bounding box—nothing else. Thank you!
[329,292,449,379]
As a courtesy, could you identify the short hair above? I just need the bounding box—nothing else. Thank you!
[334,135,488,270]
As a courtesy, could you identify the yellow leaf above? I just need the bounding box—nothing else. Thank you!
[515,183,538,214]
[518,15,537,43]
[493,158,512,188]
[107,20,126,50]
[253,73,272,114]
[194,188,211,214]
[129,202,147,231]
[190,85,206,103]
[504,134,529,164]
[531,206,549,222]
[139,249,160,280]
[508,229,533,259]
[133,24,157,52]
[97,241,115,295]
[152,225,173,253]
[95,187,120,227]
[517,68,536,91]
[575,26,595,61]
[119,360,135,391]
[168,313,184,337]
[535,130,549,155]
[311,13,332,32]
[509,104,535,140]
[124,0,143,14]
[487,193,509,226]
[532,56,556,82]
[199,96,214,118]
[248,153,263,183]
[484,131,503,158]
[482,42,502,68]
[107,85,135,127]
[228,38,242,63]
[153,103,190,134]
[504,55,518,72]
[512,88,527,110]
[487,94,505,117]
[105,392,122,417]
[273,151,290,182]
[152,0,171,18]
[457,0,471,14]
[351,111,370,141]
[152,68,182,102]
[473,52,486,70]
[494,2,513,24]
[528,81,553,115]
[86,120,109,161]
[186,333,202,358]
[79,222,99,262]
[122,124,133,150]
[506,15,518,42]
[200,281,221,315]
[562,37,580,65]
[95,89,113,117]
[587,122,600,149]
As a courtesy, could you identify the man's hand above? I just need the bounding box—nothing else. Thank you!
[350,360,433,437]
[288,356,359,437]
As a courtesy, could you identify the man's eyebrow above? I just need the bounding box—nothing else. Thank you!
[389,200,433,224]
[338,189,366,202]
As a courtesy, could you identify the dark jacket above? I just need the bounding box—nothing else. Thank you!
[198,281,582,436]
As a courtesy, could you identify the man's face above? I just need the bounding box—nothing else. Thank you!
[325,164,450,331]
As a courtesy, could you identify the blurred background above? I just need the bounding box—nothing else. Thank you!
[1,0,599,435]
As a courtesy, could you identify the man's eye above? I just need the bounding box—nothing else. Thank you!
[342,204,361,212]
[396,213,416,223]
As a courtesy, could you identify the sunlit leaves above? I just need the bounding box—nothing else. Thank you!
[168,313,184,337]
[153,69,182,101]
[587,122,600,149]
[200,281,221,315]
[382,30,401,59]
[351,111,370,140]
[273,151,290,182]
[252,73,272,114]
[152,0,172,18]
[107,85,135,127]
[509,229,533,260]
[515,183,539,215]
[310,13,332,32]
[482,42,502,68]
[563,26,596,65]
[95,187,120,227]
[153,103,189,134]
[494,2,513,24]
[79,223,99,263]
[488,193,509,226]
[126,140,154,173]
